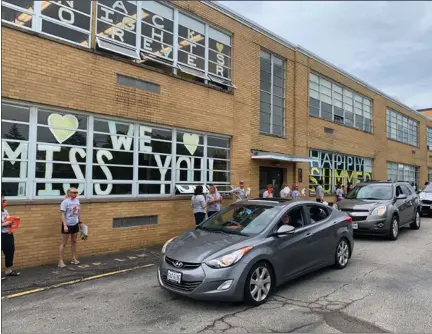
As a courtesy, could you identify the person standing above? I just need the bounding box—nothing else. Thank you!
[230,181,249,202]
[346,182,352,194]
[316,179,324,203]
[191,185,206,225]
[291,184,300,199]
[206,184,222,218]
[1,195,20,280]
[279,183,290,198]
[263,184,274,198]
[59,187,82,268]
[335,182,344,202]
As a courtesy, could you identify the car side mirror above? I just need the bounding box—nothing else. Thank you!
[397,194,407,200]
[276,224,295,235]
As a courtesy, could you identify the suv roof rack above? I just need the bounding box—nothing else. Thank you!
[251,197,292,202]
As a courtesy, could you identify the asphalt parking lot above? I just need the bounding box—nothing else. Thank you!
[2,218,432,333]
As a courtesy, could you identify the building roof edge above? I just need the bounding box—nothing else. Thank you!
[202,1,427,121]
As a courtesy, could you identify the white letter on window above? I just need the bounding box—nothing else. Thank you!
[139,125,152,153]
[155,154,172,194]
[151,28,164,43]
[216,65,224,76]
[152,15,164,29]
[62,148,86,195]
[100,6,114,23]
[108,121,134,150]
[112,27,125,42]
[58,7,75,24]
[37,144,61,196]
[187,54,197,67]
[112,0,128,15]
[142,37,153,52]
[94,150,113,195]
[216,53,225,66]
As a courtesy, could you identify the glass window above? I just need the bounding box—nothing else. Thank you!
[387,162,418,187]
[309,149,373,195]
[386,109,418,146]
[1,101,231,199]
[309,73,372,133]
[427,128,432,151]
[260,50,286,136]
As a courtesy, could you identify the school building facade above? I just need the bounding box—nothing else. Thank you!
[2,0,432,268]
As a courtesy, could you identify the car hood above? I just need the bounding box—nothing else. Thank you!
[165,228,251,263]
[419,192,432,200]
[338,199,390,211]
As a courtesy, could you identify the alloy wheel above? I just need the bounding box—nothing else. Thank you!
[337,239,349,267]
[249,266,271,302]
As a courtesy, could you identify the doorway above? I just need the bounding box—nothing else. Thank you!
[259,167,285,197]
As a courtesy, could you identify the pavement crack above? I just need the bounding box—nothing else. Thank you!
[197,307,252,333]
[287,321,320,333]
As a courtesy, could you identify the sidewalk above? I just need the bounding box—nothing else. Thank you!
[1,245,162,297]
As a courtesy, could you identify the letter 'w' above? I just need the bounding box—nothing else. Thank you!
[108,121,134,150]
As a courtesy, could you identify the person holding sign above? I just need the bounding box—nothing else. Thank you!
[1,194,20,279]
[59,187,82,268]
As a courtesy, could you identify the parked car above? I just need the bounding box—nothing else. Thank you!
[158,198,354,306]
[333,181,420,240]
[418,183,432,216]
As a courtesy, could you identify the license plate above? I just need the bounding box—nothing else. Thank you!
[352,223,358,229]
[167,270,181,284]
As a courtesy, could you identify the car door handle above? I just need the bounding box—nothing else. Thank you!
[306,232,313,237]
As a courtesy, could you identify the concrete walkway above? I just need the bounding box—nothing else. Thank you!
[1,245,161,297]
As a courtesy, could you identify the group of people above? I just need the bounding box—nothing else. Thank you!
[263,183,304,199]
[1,187,83,279]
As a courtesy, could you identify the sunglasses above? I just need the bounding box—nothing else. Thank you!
[70,192,78,194]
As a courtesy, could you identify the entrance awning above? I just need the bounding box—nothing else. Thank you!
[251,150,318,163]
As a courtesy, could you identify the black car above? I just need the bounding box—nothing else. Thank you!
[334,181,420,240]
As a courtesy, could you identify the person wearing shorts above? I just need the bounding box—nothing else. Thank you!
[59,187,82,268]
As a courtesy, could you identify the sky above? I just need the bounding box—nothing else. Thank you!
[219,1,432,110]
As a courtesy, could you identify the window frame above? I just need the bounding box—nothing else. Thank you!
[1,99,231,201]
[387,162,418,186]
[1,0,93,48]
[309,72,373,133]
[386,108,419,147]
[259,49,286,137]
[427,128,432,151]
[305,204,331,226]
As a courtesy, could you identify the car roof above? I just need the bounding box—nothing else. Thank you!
[240,198,326,207]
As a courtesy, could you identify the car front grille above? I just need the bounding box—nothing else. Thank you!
[340,209,369,213]
[161,275,202,292]
[165,256,201,270]
[351,216,367,222]
[422,200,432,205]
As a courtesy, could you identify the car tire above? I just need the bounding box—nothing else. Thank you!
[333,238,350,270]
[410,210,421,230]
[388,215,399,241]
[244,261,273,306]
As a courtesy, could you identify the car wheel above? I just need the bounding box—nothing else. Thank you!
[333,238,350,269]
[388,215,399,241]
[410,210,421,230]
[244,262,273,306]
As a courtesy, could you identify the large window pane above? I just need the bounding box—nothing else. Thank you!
[386,108,418,146]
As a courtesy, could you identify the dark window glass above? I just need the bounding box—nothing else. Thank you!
[2,123,29,140]
[321,102,332,121]
[2,161,28,178]
[273,65,284,79]
[142,24,173,45]
[177,132,204,145]
[138,167,171,181]
[41,2,91,30]
[37,127,87,146]
[207,136,229,148]
[3,0,34,10]
[1,6,32,28]
[1,104,30,122]
[208,49,231,68]
[138,153,171,168]
[175,155,202,169]
[96,20,136,47]
[1,182,26,197]
[177,49,205,71]
[36,146,87,163]
[260,92,271,104]
[93,165,133,180]
[92,149,134,166]
[260,80,271,92]
[41,19,89,45]
[176,169,203,182]
[211,159,229,171]
[208,38,231,57]
[260,58,271,72]
[208,147,229,160]
[176,144,204,157]
[260,122,270,134]
[260,112,271,125]
[35,162,85,179]
[139,183,170,195]
[273,125,284,137]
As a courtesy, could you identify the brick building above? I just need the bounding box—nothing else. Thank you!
[1,1,431,268]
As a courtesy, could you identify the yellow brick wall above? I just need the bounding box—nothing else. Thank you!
[1,1,430,268]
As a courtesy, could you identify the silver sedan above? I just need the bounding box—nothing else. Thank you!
[158,198,354,306]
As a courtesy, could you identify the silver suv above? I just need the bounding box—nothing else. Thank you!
[334,181,420,240]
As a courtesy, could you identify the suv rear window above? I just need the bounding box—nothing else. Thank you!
[346,183,393,200]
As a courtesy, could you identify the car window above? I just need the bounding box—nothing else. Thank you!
[396,186,403,197]
[278,206,305,230]
[201,204,282,236]
[307,205,330,225]
[401,184,412,196]
[346,183,393,200]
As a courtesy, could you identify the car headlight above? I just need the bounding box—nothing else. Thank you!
[371,206,387,216]
[206,246,253,269]
[161,236,177,254]
[419,194,423,200]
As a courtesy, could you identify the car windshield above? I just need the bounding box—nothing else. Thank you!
[346,184,393,200]
[421,184,432,193]
[198,204,282,236]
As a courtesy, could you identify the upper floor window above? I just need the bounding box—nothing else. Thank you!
[259,50,286,137]
[1,0,92,47]
[309,73,372,133]
[1,1,235,90]
[386,108,419,146]
[427,128,432,151]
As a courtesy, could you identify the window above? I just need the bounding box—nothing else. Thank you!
[429,169,432,183]
[259,50,286,137]
[346,183,393,201]
[400,184,412,196]
[309,73,372,133]
[309,149,373,195]
[2,0,92,47]
[1,100,231,199]
[1,1,235,89]
[307,205,330,224]
[279,206,305,229]
[386,109,419,146]
[387,162,418,186]
[427,128,432,151]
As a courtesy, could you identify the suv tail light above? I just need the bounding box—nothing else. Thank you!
[344,216,352,224]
